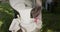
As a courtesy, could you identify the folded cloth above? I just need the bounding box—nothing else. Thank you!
[9,18,21,32]
[9,18,42,32]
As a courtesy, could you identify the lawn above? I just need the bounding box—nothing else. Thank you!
[0,2,60,32]
[0,3,14,32]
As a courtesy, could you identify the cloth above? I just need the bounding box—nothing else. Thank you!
[9,0,33,11]
[9,0,42,32]
[9,18,21,32]
[9,17,42,32]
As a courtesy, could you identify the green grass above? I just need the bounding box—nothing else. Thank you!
[0,3,14,32]
[42,8,60,32]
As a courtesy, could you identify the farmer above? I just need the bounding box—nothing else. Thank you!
[9,0,42,32]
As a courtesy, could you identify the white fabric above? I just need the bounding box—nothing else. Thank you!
[9,18,42,32]
[9,0,32,11]
[18,8,32,24]
[9,18,20,32]
[9,0,42,32]
[9,0,25,11]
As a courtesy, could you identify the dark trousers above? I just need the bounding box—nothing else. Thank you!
[47,3,53,12]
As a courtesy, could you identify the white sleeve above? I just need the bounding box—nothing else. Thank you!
[9,19,20,32]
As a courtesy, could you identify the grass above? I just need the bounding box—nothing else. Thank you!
[0,3,14,32]
[42,9,60,32]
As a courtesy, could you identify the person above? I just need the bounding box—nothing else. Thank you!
[9,0,42,32]
[45,0,53,12]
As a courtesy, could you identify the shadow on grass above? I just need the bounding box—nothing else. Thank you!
[0,11,14,32]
